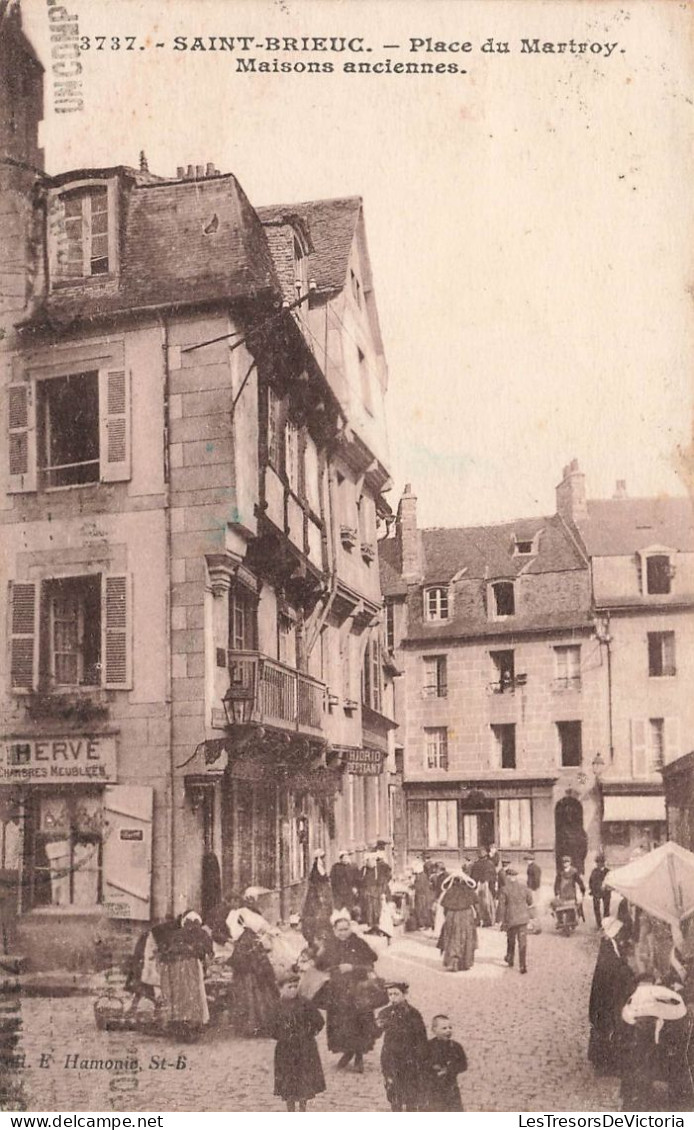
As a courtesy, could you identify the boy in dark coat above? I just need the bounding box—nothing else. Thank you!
[376,981,429,1111]
[270,972,325,1112]
[426,1014,468,1110]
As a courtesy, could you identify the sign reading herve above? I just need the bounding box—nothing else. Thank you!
[0,736,118,783]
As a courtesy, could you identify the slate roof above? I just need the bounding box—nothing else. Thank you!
[26,170,281,329]
[422,515,585,583]
[257,197,362,297]
[577,496,694,556]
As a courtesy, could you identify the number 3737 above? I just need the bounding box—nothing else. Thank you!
[80,37,140,51]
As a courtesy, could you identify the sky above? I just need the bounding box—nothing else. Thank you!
[19,0,694,528]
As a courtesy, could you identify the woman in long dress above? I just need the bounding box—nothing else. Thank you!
[438,872,478,972]
[314,914,379,1072]
[158,910,213,1038]
[302,851,333,946]
[588,916,636,1075]
[227,907,280,1037]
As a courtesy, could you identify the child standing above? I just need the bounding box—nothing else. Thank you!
[426,1014,468,1111]
[376,981,429,1111]
[270,972,326,1111]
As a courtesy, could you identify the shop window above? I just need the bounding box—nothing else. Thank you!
[228,587,257,652]
[491,581,515,618]
[423,655,447,698]
[645,554,672,595]
[424,587,449,622]
[602,821,630,847]
[490,649,515,693]
[8,369,131,494]
[492,724,516,769]
[554,645,581,690]
[648,632,676,677]
[425,727,448,770]
[9,573,131,692]
[427,800,458,848]
[498,798,531,848]
[557,721,582,767]
[462,813,479,849]
[26,791,103,909]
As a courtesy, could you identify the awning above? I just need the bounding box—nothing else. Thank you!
[602,795,666,822]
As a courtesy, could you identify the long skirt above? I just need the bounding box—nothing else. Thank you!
[325,983,377,1055]
[274,1037,326,1102]
[160,956,209,1028]
[440,909,477,971]
[231,969,279,1037]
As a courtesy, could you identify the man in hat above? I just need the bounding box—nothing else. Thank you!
[588,852,611,929]
[525,852,542,893]
[498,865,533,974]
[330,850,358,915]
[377,981,429,1110]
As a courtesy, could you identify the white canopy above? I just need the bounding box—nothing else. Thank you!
[605,841,694,928]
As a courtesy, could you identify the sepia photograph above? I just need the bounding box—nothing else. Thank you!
[0,0,693,1115]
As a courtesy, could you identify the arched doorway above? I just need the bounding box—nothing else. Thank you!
[554,795,588,873]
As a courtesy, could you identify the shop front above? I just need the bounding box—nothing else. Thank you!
[0,731,153,969]
[601,785,666,866]
[404,776,557,872]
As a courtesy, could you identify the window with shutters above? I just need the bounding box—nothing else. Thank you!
[427,800,458,848]
[648,632,676,677]
[491,723,516,769]
[48,182,117,284]
[8,573,131,693]
[498,798,532,848]
[38,372,99,487]
[423,655,447,698]
[8,369,130,492]
[554,645,581,690]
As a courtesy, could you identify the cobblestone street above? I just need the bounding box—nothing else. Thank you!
[11,914,621,1113]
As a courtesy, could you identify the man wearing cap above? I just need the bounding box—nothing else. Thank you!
[498,865,533,974]
[525,852,542,893]
[376,981,429,1110]
[588,853,611,929]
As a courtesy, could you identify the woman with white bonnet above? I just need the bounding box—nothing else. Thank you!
[314,911,380,1072]
[438,870,479,972]
[227,903,279,1037]
[157,909,214,1039]
[302,849,333,946]
[587,915,636,1075]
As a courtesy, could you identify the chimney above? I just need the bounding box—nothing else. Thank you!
[556,458,587,524]
[206,162,218,177]
[186,165,194,179]
[397,484,421,582]
[195,165,204,179]
[176,166,185,179]
[613,480,628,500]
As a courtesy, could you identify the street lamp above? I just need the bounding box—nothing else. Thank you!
[222,659,256,726]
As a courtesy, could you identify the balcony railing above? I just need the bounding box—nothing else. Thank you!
[227,651,325,737]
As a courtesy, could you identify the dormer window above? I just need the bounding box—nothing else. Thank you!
[645,554,672,595]
[48,180,118,285]
[491,581,515,618]
[424,587,449,622]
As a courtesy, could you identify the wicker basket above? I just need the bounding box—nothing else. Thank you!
[94,994,125,1030]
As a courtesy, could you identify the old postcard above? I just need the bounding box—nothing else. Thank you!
[0,0,693,1115]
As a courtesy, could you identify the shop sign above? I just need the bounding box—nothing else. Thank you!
[0,736,118,783]
[346,748,383,776]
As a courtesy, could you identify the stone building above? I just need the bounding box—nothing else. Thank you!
[381,468,694,875]
[557,460,694,864]
[380,484,602,879]
[0,5,393,967]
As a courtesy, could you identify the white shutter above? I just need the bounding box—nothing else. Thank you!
[665,717,680,768]
[99,369,130,482]
[631,718,648,779]
[7,383,37,493]
[519,798,532,847]
[9,582,39,691]
[102,574,132,688]
[102,785,153,920]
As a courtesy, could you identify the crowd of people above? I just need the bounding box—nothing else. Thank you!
[121,840,694,1112]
